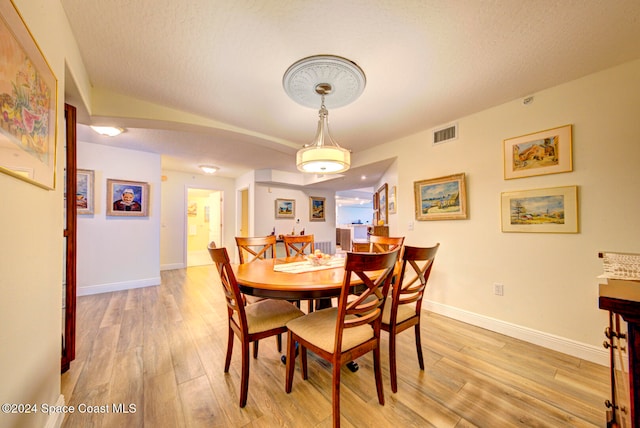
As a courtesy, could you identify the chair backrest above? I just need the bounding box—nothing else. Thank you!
[235,235,276,264]
[393,244,440,314]
[208,244,248,329]
[368,235,405,254]
[283,234,315,257]
[334,250,400,352]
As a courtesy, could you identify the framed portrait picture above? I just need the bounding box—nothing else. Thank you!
[0,2,58,189]
[275,198,295,219]
[503,124,572,180]
[501,185,578,233]
[309,196,326,222]
[377,183,388,225]
[389,185,397,214]
[106,179,149,217]
[414,173,467,221]
[76,169,95,215]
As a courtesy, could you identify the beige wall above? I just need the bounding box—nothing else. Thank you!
[359,59,640,361]
[0,1,77,427]
[161,170,236,270]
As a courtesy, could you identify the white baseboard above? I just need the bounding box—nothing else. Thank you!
[77,277,160,296]
[161,262,185,271]
[423,300,609,366]
[44,395,65,428]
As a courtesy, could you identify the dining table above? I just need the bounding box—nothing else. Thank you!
[232,254,367,370]
[232,255,357,301]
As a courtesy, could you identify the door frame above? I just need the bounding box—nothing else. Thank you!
[183,185,223,266]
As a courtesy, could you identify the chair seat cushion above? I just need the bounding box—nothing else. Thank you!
[240,299,304,334]
[286,308,374,353]
[381,299,417,325]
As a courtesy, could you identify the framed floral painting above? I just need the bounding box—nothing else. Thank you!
[0,2,58,189]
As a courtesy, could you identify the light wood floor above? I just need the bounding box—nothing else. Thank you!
[61,266,610,427]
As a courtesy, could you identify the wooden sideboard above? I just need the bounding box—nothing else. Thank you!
[599,279,640,427]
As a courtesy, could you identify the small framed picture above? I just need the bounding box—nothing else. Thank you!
[503,124,572,180]
[309,196,326,222]
[414,173,467,221]
[377,183,388,225]
[501,185,578,233]
[106,179,149,217]
[389,185,397,214]
[275,198,295,219]
[76,169,95,215]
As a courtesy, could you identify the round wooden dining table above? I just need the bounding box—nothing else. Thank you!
[232,256,353,300]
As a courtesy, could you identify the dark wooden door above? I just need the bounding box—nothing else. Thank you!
[61,103,77,373]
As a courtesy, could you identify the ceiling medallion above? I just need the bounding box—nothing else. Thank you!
[283,55,366,109]
[283,55,365,174]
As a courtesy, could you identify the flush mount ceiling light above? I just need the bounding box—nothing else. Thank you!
[90,126,124,137]
[283,55,366,174]
[199,165,218,174]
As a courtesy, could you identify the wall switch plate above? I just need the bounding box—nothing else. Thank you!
[494,283,504,296]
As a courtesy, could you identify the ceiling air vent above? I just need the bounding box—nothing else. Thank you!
[432,123,458,145]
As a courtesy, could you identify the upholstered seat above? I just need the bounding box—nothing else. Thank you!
[285,308,373,353]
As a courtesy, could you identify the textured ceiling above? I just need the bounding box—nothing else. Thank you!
[61,0,640,192]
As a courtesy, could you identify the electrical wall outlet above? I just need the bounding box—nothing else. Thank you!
[493,283,504,296]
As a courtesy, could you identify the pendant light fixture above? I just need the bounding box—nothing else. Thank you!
[283,55,366,174]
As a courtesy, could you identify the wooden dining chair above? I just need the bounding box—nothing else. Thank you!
[368,235,405,254]
[283,234,315,257]
[283,234,318,311]
[285,249,399,427]
[381,243,439,393]
[234,235,281,356]
[208,245,304,408]
[235,235,276,264]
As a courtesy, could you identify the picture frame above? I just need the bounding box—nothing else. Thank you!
[309,196,326,222]
[106,179,149,217]
[500,185,578,233]
[275,198,295,219]
[377,183,388,225]
[414,173,468,221]
[503,124,572,180]
[187,202,197,217]
[0,2,58,190]
[389,185,397,214]
[76,169,95,215]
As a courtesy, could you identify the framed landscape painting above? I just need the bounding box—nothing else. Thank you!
[0,2,58,189]
[414,173,467,221]
[76,169,94,215]
[309,196,325,221]
[503,125,572,180]
[501,185,578,233]
[106,178,149,217]
[275,198,295,219]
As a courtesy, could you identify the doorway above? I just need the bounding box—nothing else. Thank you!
[186,188,222,266]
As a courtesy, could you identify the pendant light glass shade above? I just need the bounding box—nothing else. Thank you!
[296,95,350,174]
